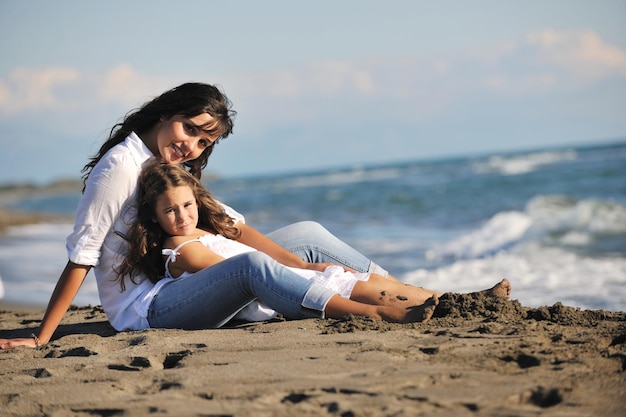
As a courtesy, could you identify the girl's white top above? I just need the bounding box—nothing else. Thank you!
[65,132,243,331]
[163,233,367,296]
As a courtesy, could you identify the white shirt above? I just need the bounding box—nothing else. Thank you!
[66,132,244,330]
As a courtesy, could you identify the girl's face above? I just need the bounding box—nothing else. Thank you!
[153,185,199,236]
[150,113,219,164]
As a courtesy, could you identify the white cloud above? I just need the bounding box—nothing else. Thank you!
[455,28,626,97]
[0,65,172,117]
[526,29,626,81]
[0,29,624,125]
[236,29,626,103]
[0,67,79,115]
[98,64,171,106]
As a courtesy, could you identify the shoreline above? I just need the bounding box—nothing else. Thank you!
[1,294,625,416]
[0,208,74,235]
[0,180,79,235]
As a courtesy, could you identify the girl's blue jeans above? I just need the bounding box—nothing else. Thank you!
[147,221,388,329]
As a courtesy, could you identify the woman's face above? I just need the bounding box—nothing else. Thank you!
[153,185,199,236]
[151,113,219,164]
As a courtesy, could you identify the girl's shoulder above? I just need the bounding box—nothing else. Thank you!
[163,230,211,251]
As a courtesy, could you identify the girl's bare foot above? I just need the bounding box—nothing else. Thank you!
[478,278,511,299]
[378,295,439,323]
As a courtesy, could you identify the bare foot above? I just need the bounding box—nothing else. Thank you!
[378,295,439,323]
[478,278,511,299]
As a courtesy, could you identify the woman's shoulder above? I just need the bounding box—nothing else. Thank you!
[87,143,141,185]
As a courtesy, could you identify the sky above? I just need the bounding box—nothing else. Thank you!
[0,0,625,185]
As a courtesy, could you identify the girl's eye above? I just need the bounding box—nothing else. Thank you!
[198,138,209,148]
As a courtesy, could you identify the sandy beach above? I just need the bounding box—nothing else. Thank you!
[1,293,625,417]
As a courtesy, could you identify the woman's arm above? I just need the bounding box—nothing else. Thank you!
[0,261,90,349]
[236,223,340,272]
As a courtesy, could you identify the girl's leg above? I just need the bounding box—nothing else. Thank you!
[325,293,439,323]
[266,221,389,276]
[148,252,337,329]
[351,274,441,307]
[350,276,512,307]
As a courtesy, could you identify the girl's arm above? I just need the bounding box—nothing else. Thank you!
[0,261,90,349]
[165,237,226,278]
[236,223,346,272]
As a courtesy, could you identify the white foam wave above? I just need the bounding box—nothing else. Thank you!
[405,247,626,311]
[428,195,626,260]
[473,149,577,176]
[275,166,406,189]
[0,222,99,306]
[426,211,531,259]
[526,195,626,235]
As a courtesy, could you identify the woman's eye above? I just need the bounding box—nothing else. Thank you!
[184,122,196,134]
[199,139,209,148]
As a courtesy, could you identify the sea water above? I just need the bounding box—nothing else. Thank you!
[1,141,625,311]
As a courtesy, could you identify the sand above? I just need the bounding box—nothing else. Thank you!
[1,293,625,417]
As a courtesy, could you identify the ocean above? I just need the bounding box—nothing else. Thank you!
[1,141,625,311]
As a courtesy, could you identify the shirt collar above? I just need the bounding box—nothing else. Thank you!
[127,131,154,165]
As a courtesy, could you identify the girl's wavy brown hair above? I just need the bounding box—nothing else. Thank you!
[116,159,241,288]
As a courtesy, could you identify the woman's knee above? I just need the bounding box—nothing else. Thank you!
[296,220,328,234]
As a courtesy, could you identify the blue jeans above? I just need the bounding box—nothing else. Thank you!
[267,221,388,277]
[147,221,386,329]
[148,252,337,329]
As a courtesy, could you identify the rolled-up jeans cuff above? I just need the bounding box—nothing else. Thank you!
[369,261,388,278]
[301,283,338,319]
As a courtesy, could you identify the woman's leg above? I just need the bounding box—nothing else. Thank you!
[148,252,337,329]
[267,222,512,297]
[266,221,389,277]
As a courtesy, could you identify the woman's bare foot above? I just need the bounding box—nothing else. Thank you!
[378,295,439,323]
[478,278,511,299]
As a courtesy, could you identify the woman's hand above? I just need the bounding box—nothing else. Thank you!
[0,337,39,350]
[237,224,358,272]
[302,262,357,273]
[0,261,90,352]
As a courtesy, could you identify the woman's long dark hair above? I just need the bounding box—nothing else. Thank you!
[116,159,242,288]
[81,82,236,191]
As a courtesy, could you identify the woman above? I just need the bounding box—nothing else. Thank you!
[0,82,509,349]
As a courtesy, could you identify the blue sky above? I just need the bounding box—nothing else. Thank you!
[0,0,625,185]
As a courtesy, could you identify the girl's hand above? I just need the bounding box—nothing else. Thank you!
[0,337,39,350]
[304,262,357,273]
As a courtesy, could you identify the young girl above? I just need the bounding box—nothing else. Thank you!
[118,160,441,324]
